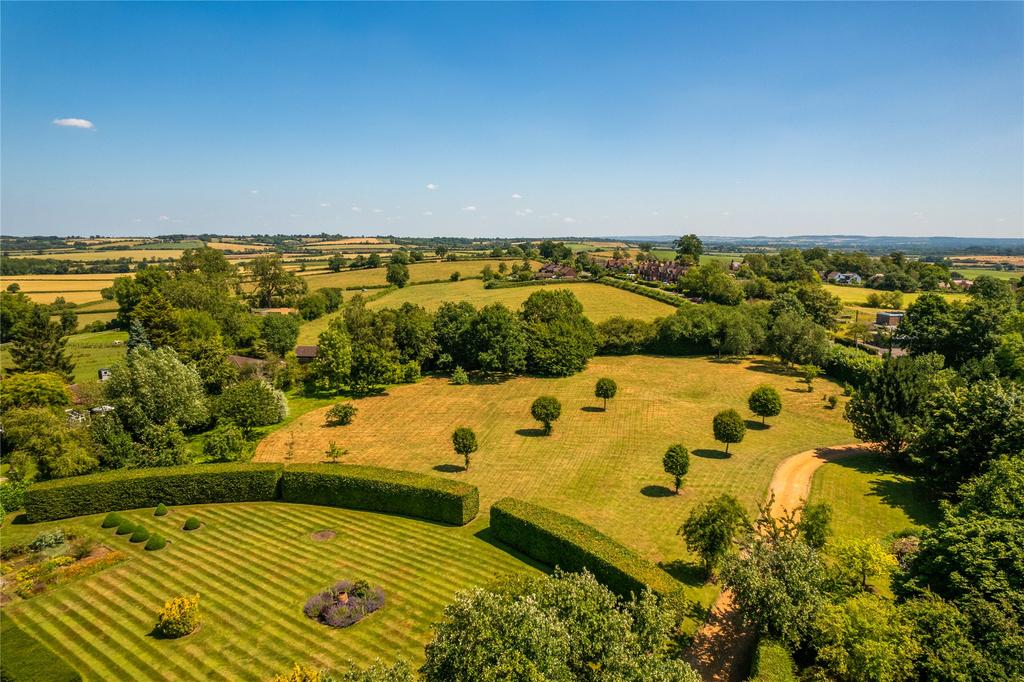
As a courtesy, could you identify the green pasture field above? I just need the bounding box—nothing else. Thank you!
[949,266,1021,281]
[257,355,855,589]
[1,503,539,680]
[0,330,127,384]
[295,279,677,344]
[808,451,940,543]
[823,283,967,309]
[297,258,538,291]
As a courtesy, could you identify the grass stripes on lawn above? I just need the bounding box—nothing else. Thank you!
[3,503,538,681]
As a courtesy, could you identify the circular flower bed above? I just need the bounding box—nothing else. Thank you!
[303,579,384,628]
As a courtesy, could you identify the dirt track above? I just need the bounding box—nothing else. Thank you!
[685,443,868,681]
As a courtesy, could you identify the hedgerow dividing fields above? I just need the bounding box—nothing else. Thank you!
[297,259,536,290]
[2,503,538,680]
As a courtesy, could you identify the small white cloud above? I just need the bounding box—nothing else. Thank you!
[421,211,433,216]
[53,117,94,129]
[249,189,260,195]
[462,205,477,212]
[319,202,331,207]
[998,217,1007,223]
[426,183,439,191]
[511,193,523,200]
[651,210,661,216]
[131,218,142,223]
[372,208,383,213]
[721,211,731,217]
[158,215,170,222]
[351,206,362,213]
[552,212,560,217]
[289,213,303,218]
[563,217,576,224]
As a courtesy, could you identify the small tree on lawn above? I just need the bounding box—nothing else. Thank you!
[662,444,690,494]
[530,396,562,435]
[452,427,478,470]
[325,441,347,464]
[594,378,617,411]
[801,364,822,392]
[748,385,782,425]
[712,409,746,454]
[680,494,748,578]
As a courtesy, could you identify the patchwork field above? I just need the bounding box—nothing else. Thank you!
[256,356,855,566]
[1,503,538,680]
[823,283,968,309]
[298,259,536,290]
[6,249,184,262]
[1,275,118,305]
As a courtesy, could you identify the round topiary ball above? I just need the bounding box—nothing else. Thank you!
[154,503,168,517]
[116,519,138,536]
[130,526,151,543]
[145,533,167,551]
[182,517,200,531]
[101,512,123,529]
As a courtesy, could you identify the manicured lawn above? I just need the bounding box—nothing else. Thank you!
[257,355,854,582]
[298,259,535,290]
[808,451,940,542]
[3,503,537,680]
[0,330,127,384]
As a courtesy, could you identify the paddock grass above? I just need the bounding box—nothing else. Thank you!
[0,330,127,384]
[257,355,854,576]
[949,266,1021,281]
[823,284,967,309]
[6,249,184,262]
[298,259,533,290]
[1,502,538,680]
[808,451,940,542]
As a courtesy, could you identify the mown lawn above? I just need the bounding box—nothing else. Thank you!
[257,355,854,581]
[2,503,539,680]
[808,451,940,542]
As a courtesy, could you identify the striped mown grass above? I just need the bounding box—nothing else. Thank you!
[3,503,539,680]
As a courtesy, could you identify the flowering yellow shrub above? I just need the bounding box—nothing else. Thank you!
[272,663,322,682]
[155,593,201,638]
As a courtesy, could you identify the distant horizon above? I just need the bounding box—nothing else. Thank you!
[2,2,1022,238]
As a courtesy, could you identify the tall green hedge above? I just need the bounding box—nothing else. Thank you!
[747,638,798,681]
[24,463,284,522]
[490,497,681,600]
[281,464,479,526]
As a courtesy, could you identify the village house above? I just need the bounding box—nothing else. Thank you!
[825,271,863,285]
[635,260,686,284]
[536,262,578,279]
[874,311,904,328]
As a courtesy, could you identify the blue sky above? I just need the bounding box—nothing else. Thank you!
[2,2,1021,238]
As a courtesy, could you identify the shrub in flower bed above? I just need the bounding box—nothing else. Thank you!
[28,529,66,551]
[154,503,168,516]
[145,534,167,551]
[303,579,385,628]
[154,593,201,638]
[101,512,123,528]
[115,519,137,536]
[183,516,200,531]
[130,526,151,543]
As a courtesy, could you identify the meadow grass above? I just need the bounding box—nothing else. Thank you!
[257,355,854,573]
[297,259,530,290]
[823,283,968,309]
[949,266,1021,281]
[0,330,127,384]
[5,249,184,262]
[2,503,539,680]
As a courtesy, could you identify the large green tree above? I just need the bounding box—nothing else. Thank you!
[104,346,209,434]
[216,378,287,435]
[311,317,353,390]
[261,313,301,357]
[8,304,75,381]
[712,408,746,454]
[680,494,747,576]
[674,234,704,264]
[471,304,527,373]
[248,255,307,308]
[520,289,597,376]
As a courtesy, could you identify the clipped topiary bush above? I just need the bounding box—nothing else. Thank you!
[490,497,682,601]
[154,503,168,516]
[116,519,137,536]
[130,525,151,543]
[101,512,123,528]
[304,579,384,628]
[281,464,479,526]
[24,463,284,522]
[154,593,200,638]
[183,517,200,531]
[145,533,167,551]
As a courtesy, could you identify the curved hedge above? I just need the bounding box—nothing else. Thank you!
[282,464,479,526]
[24,463,479,527]
[598,277,689,307]
[24,463,284,523]
[490,497,681,600]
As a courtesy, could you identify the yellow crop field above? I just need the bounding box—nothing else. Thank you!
[299,259,536,290]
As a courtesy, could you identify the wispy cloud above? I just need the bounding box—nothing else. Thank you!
[319,202,331,207]
[511,193,523,199]
[462,205,477,212]
[53,117,95,129]
[158,215,170,221]
[421,211,433,216]
[350,206,362,213]
[563,217,576,224]
[426,183,439,191]
[249,189,260,195]
[372,208,383,213]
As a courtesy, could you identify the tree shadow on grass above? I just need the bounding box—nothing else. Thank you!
[515,428,547,438]
[745,359,797,377]
[580,406,604,413]
[9,512,30,526]
[827,453,941,528]
[693,448,730,460]
[467,372,515,386]
[433,463,465,473]
[472,526,552,573]
[744,420,769,431]
[641,485,676,498]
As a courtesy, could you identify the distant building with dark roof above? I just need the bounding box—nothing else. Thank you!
[295,345,319,364]
[536,263,578,279]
